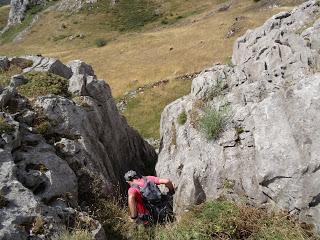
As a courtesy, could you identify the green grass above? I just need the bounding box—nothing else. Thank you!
[18,71,70,98]
[177,110,187,125]
[109,0,160,31]
[57,230,92,240]
[123,80,192,139]
[0,117,14,134]
[199,107,228,140]
[87,198,320,240]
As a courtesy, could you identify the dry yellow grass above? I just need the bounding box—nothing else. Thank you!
[0,0,294,97]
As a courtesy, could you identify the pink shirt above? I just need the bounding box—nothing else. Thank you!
[128,176,160,215]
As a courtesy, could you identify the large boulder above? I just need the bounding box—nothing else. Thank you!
[156,0,320,231]
[0,56,156,239]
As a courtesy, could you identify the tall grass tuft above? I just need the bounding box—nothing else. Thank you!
[199,107,228,140]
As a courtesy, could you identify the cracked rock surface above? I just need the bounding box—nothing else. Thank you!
[156,0,320,230]
[0,56,156,239]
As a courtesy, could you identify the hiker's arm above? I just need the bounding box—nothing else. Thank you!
[128,193,137,219]
[159,178,175,192]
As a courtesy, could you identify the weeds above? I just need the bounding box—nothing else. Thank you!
[199,107,229,140]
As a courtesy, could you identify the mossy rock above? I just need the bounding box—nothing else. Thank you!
[18,71,70,98]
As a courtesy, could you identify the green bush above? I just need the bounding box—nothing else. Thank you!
[95,38,107,47]
[18,71,70,98]
[177,110,187,125]
[199,107,228,140]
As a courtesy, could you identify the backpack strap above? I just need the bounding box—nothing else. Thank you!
[130,183,141,190]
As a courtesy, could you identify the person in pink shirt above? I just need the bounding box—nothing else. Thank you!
[124,170,175,224]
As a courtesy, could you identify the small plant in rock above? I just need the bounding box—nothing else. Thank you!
[18,71,70,98]
[0,117,14,134]
[95,38,107,47]
[31,216,45,235]
[225,56,234,67]
[199,107,229,140]
[35,121,51,135]
[177,110,187,125]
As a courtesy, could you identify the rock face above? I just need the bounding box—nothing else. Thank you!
[0,56,156,239]
[56,0,97,12]
[156,0,320,231]
[7,0,45,26]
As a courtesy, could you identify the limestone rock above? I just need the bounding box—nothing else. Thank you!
[0,55,156,239]
[156,0,320,231]
[7,0,45,26]
[0,56,9,71]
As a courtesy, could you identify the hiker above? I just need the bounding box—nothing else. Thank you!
[124,170,175,225]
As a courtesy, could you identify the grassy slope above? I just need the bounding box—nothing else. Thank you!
[0,5,9,30]
[0,0,301,138]
[0,0,295,96]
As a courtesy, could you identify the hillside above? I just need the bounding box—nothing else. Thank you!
[1,0,320,239]
[0,0,305,139]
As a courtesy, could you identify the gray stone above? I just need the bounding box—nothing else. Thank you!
[10,74,28,87]
[19,56,73,79]
[156,0,320,231]
[0,56,9,71]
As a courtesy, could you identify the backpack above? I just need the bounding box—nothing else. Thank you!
[131,177,172,223]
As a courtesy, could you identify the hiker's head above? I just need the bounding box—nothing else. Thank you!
[124,170,141,182]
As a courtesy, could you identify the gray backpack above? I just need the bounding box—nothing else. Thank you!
[132,177,162,204]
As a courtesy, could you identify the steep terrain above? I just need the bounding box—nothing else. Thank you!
[157,0,320,232]
[0,55,156,239]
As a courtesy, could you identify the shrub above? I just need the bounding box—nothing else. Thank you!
[0,117,14,134]
[18,71,70,98]
[177,110,187,125]
[95,38,107,47]
[199,107,228,140]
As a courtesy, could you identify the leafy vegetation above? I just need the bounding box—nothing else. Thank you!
[0,117,14,134]
[199,107,229,140]
[177,110,187,125]
[18,71,70,98]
